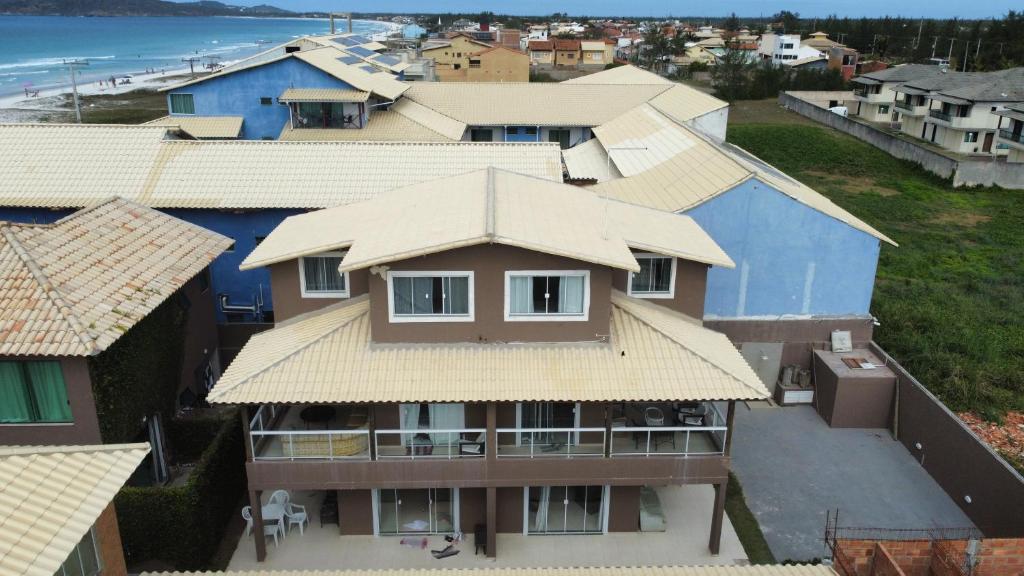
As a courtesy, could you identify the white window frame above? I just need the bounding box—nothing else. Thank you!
[386,270,475,323]
[298,251,350,299]
[55,526,102,576]
[504,270,590,322]
[169,92,195,115]
[627,253,677,299]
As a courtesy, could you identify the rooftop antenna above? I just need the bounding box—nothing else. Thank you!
[181,56,201,78]
[63,59,88,123]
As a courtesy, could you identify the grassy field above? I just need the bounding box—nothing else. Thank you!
[727,100,1024,420]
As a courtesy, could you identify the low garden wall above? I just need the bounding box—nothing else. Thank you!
[115,411,246,570]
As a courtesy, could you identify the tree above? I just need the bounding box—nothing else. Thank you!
[773,10,800,33]
[723,12,741,32]
[711,49,753,101]
[641,25,671,71]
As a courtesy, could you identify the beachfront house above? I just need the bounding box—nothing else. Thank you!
[212,167,769,562]
[0,198,229,480]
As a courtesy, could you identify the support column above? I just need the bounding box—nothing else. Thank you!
[708,481,728,555]
[240,407,253,461]
[486,486,497,558]
[723,400,737,457]
[603,403,612,457]
[485,402,497,461]
[249,489,266,561]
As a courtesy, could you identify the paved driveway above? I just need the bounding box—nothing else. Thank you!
[730,404,974,562]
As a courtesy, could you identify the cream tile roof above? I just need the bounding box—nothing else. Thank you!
[241,167,734,273]
[0,443,150,576]
[0,197,231,356]
[563,64,675,85]
[142,115,244,139]
[562,138,620,182]
[588,108,896,246]
[207,292,768,405]
[647,85,729,126]
[388,98,467,140]
[146,566,835,576]
[0,124,562,209]
[404,83,676,126]
[279,88,371,102]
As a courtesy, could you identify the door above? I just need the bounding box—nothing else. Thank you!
[376,488,457,535]
[526,485,606,534]
[982,132,994,153]
[930,124,937,143]
[548,129,571,149]
[519,402,577,446]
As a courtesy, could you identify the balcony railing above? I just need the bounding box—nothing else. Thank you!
[894,100,913,111]
[495,427,607,458]
[610,403,728,457]
[250,428,372,461]
[374,429,487,460]
[999,129,1024,144]
[929,110,952,121]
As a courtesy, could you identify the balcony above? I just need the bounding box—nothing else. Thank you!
[895,100,929,117]
[999,129,1024,148]
[929,109,952,122]
[928,109,979,129]
[853,89,887,104]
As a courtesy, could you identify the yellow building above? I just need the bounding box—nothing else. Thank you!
[422,33,494,75]
[437,45,529,82]
[580,40,616,67]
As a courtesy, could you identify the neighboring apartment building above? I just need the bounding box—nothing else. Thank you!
[0,125,562,326]
[827,46,859,81]
[0,443,150,576]
[995,103,1024,162]
[212,167,770,561]
[761,34,822,65]
[850,63,947,123]
[421,33,494,77]
[0,198,229,456]
[893,67,1024,155]
[437,46,529,82]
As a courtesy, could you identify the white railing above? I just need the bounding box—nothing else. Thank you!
[249,404,278,433]
[495,427,606,458]
[609,425,727,457]
[373,428,487,460]
[251,428,371,461]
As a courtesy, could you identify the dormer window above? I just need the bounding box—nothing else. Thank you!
[628,254,676,299]
[387,271,474,322]
[299,252,349,298]
[505,271,589,321]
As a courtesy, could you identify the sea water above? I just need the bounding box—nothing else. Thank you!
[0,15,419,96]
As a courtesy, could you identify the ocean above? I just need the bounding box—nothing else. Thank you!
[0,15,425,96]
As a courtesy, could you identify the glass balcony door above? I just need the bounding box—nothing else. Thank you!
[518,402,578,446]
[376,488,457,535]
[525,485,606,534]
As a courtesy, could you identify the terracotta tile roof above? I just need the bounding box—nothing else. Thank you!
[554,39,582,51]
[528,40,554,51]
[207,292,769,405]
[0,198,231,356]
[0,443,149,576]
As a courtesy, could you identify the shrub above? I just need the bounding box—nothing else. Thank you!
[116,411,245,570]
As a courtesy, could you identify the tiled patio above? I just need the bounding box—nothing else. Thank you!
[227,485,749,569]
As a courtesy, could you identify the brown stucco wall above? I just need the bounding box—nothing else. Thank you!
[269,260,370,323]
[367,244,612,343]
[460,487,487,533]
[178,272,220,400]
[608,485,641,532]
[496,487,523,533]
[874,344,1024,538]
[95,502,127,576]
[0,356,101,445]
[611,257,709,319]
[704,316,876,370]
[339,489,374,535]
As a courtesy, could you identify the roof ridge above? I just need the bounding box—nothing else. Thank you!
[208,297,371,402]
[0,443,150,457]
[0,225,99,355]
[611,292,767,398]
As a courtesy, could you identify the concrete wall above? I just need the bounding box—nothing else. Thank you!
[167,58,359,140]
[781,92,1024,189]
[685,178,882,318]
[870,343,1024,537]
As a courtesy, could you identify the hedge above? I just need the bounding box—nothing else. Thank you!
[115,411,246,570]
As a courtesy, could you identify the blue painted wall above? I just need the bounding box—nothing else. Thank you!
[0,207,303,322]
[167,57,358,140]
[503,126,541,142]
[684,178,881,318]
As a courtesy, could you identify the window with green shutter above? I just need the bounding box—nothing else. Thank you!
[169,93,195,114]
[0,361,72,423]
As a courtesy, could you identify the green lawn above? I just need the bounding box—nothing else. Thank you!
[726,102,1024,419]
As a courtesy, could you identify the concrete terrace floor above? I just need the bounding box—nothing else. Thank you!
[730,404,974,562]
[227,485,748,569]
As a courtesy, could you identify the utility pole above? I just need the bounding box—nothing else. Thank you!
[63,59,88,124]
[947,38,955,61]
[975,38,981,59]
[181,57,201,77]
[962,40,970,71]
[930,36,938,58]
[914,19,923,49]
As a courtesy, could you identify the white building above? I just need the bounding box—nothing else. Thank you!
[764,34,823,64]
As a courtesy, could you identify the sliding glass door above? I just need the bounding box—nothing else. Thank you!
[518,402,578,446]
[376,488,457,535]
[526,485,607,534]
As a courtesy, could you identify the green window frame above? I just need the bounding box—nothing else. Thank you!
[0,361,72,423]
[169,93,195,115]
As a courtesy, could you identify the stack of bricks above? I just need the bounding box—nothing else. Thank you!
[834,538,1024,576]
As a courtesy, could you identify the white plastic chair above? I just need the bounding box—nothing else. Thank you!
[644,406,665,426]
[242,506,253,537]
[269,489,290,507]
[284,502,309,535]
[264,519,282,547]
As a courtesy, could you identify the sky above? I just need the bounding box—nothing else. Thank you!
[234,0,1019,19]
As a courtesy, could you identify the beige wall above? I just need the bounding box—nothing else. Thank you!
[368,244,613,343]
[530,50,553,64]
[423,36,491,70]
[555,49,580,67]
[467,49,529,82]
